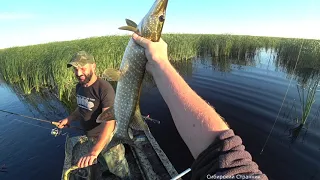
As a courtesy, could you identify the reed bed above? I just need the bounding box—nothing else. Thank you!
[0,34,319,105]
[275,38,320,85]
[297,78,320,125]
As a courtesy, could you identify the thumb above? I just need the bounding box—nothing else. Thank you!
[132,33,150,48]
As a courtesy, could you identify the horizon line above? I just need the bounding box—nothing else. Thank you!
[1,32,319,50]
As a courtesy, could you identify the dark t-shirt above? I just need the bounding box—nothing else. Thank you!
[75,78,115,134]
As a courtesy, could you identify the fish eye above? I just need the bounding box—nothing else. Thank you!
[159,15,165,22]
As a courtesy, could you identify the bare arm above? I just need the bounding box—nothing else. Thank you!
[132,34,229,159]
[57,107,81,128]
[131,33,268,179]
[77,107,115,168]
[67,107,81,123]
[89,107,115,155]
[152,59,229,158]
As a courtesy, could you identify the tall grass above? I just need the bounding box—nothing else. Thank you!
[282,79,320,144]
[275,39,320,85]
[0,35,129,100]
[0,33,319,105]
[297,78,320,125]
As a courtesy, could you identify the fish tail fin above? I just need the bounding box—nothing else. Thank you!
[104,128,134,151]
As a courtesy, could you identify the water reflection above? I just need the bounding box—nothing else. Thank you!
[140,58,195,90]
[198,43,320,140]
[1,45,320,180]
[3,84,69,122]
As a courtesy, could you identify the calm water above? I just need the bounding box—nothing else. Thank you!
[1,49,320,180]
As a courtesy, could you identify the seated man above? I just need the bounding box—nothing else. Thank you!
[57,51,130,179]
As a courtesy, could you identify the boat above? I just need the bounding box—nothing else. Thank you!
[61,127,182,180]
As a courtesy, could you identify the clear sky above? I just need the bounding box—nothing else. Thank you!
[1,0,319,49]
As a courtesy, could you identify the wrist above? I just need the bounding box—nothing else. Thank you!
[150,60,171,76]
[89,150,100,157]
[65,117,71,124]
[67,115,76,123]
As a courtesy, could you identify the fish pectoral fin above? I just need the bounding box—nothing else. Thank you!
[130,107,150,131]
[96,106,115,123]
[102,68,121,81]
[142,115,161,124]
[125,18,138,28]
[118,25,139,33]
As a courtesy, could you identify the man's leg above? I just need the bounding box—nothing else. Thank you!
[100,144,131,179]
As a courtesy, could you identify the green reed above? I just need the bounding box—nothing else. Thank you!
[275,38,320,85]
[0,33,319,104]
[297,78,320,125]
[282,79,319,144]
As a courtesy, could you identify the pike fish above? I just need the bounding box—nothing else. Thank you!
[97,0,169,151]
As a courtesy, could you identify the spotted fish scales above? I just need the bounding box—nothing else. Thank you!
[98,0,169,151]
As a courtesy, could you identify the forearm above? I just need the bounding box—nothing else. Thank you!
[90,120,115,155]
[151,61,229,158]
[67,107,81,123]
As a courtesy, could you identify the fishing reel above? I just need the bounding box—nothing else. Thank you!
[51,128,62,137]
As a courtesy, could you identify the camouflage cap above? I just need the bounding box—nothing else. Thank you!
[67,51,95,68]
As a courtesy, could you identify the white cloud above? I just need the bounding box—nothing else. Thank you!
[0,12,34,20]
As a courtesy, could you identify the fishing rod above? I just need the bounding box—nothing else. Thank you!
[171,168,191,180]
[0,109,83,136]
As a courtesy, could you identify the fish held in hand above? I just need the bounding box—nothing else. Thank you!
[99,0,169,151]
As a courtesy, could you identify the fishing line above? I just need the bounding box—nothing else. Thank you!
[0,109,83,131]
[0,109,57,124]
[12,118,52,130]
[260,40,305,154]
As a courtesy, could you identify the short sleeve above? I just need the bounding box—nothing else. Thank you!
[100,79,115,108]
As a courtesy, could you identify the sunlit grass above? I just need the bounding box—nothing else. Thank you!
[0,33,319,106]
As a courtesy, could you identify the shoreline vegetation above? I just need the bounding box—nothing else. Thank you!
[0,33,319,112]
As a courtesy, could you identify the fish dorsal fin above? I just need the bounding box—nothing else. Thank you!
[125,18,138,28]
[118,25,139,33]
[102,68,122,81]
[102,64,130,82]
[96,106,115,123]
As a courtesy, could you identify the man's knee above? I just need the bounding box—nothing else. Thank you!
[104,144,126,164]
[102,144,130,178]
[110,158,130,178]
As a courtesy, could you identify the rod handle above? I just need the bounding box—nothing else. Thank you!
[51,121,60,127]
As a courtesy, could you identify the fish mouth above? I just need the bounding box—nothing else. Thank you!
[144,0,169,42]
[153,0,168,15]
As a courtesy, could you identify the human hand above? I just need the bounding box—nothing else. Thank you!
[132,33,169,73]
[57,118,70,129]
[77,153,98,168]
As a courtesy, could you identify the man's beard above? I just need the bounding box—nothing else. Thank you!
[77,71,93,85]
